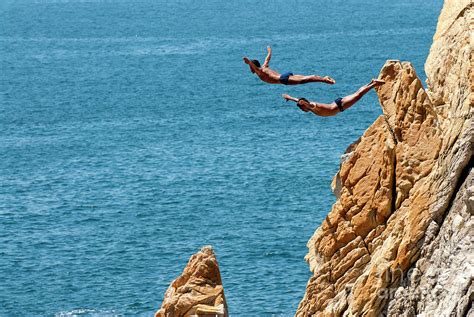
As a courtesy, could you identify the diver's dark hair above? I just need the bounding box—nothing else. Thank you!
[251,59,261,68]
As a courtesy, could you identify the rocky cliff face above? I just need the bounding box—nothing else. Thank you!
[155,246,228,317]
[155,1,472,316]
[297,0,473,316]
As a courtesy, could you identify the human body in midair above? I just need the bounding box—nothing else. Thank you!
[282,79,385,116]
[243,46,335,85]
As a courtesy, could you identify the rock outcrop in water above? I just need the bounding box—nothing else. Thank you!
[155,246,228,317]
[297,0,473,315]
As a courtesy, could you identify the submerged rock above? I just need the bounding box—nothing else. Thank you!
[155,246,228,317]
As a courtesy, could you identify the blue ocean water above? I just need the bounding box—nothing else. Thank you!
[0,0,442,315]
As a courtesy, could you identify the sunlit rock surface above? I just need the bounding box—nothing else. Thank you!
[296,0,473,315]
[155,246,228,317]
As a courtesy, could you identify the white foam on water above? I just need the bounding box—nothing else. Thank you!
[55,308,119,317]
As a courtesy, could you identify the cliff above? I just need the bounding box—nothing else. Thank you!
[297,0,473,315]
[155,0,472,316]
[155,246,228,317]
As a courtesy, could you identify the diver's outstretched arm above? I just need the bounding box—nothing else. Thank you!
[282,94,317,114]
[282,94,339,116]
[263,46,272,68]
[282,94,299,103]
[243,57,260,73]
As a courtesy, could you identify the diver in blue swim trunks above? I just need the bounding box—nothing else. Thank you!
[282,79,385,116]
[243,46,335,85]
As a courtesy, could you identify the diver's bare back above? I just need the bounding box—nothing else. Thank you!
[257,67,281,84]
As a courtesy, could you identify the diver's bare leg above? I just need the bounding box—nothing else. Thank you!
[340,79,385,110]
[287,75,336,85]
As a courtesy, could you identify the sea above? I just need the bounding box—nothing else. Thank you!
[0,0,443,315]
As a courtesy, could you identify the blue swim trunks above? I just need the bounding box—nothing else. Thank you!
[279,72,293,85]
[334,97,344,112]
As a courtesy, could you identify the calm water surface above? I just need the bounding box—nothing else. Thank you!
[0,0,442,315]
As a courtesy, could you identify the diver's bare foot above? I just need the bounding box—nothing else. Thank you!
[371,79,385,86]
[324,76,336,84]
[243,57,250,64]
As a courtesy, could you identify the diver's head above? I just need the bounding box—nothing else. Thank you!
[250,59,261,73]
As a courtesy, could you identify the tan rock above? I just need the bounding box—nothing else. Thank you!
[155,246,228,317]
[296,0,472,315]
[425,0,471,111]
[298,115,396,316]
[387,170,474,316]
